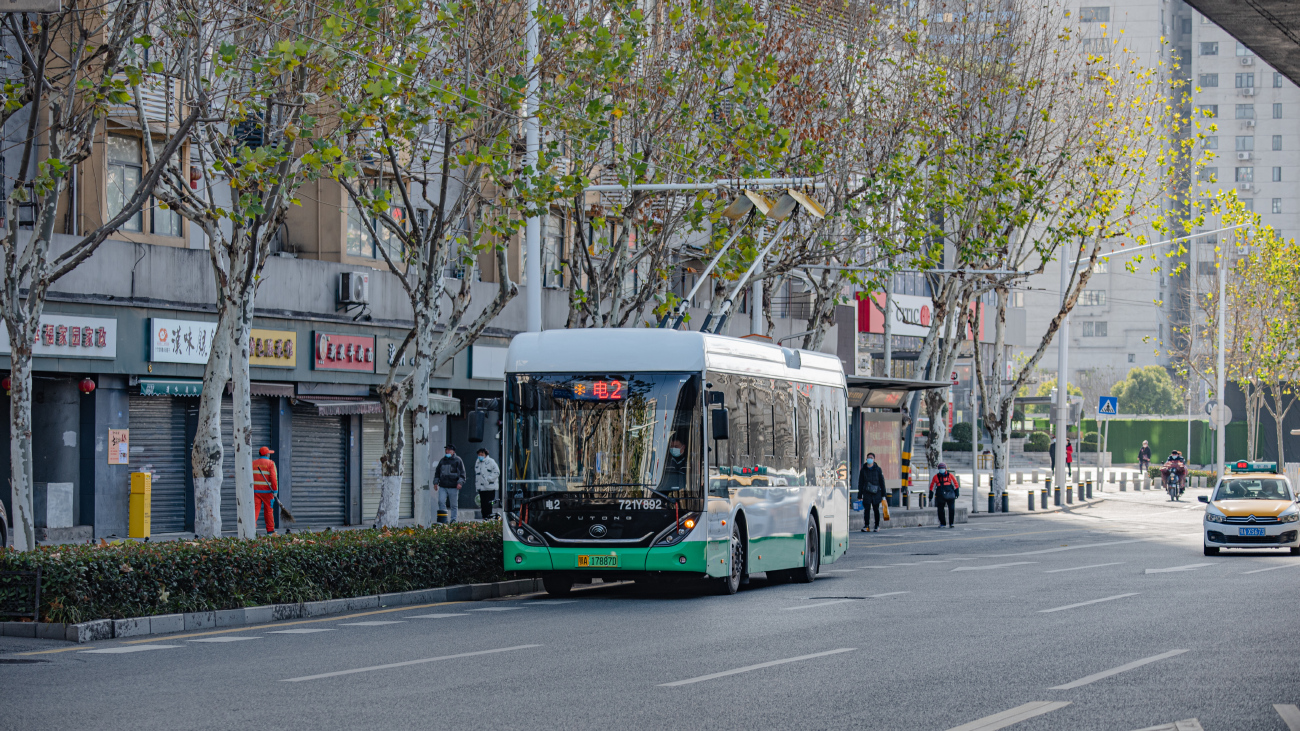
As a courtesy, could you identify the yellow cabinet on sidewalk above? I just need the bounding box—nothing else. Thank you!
[129,472,151,538]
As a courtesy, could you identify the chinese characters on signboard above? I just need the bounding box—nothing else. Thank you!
[314,332,375,372]
[249,329,297,368]
[150,318,217,364]
[108,429,129,465]
[0,314,117,358]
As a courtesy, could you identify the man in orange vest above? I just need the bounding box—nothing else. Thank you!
[253,446,279,535]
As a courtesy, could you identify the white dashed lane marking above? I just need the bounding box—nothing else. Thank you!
[281,644,542,682]
[81,645,182,654]
[944,701,1071,731]
[404,613,470,619]
[267,629,336,634]
[1044,562,1127,573]
[339,621,406,627]
[1039,593,1140,614]
[189,637,261,643]
[1050,649,1188,689]
[659,648,856,687]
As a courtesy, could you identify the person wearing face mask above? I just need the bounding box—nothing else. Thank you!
[661,437,689,492]
[435,444,466,523]
[928,462,960,529]
[858,452,886,532]
[475,448,500,520]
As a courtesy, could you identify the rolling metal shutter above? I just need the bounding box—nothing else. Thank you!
[290,404,348,527]
[219,396,274,531]
[361,411,414,521]
[128,394,191,534]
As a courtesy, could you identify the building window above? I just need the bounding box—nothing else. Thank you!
[1081,38,1110,57]
[1080,290,1107,306]
[1236,136,1255,151]
[1236,167,1253,182]
[1273,198,1283,214]
[1274,166,1283,182]
[1198,261,1217,275]
[1082,321,1108,337]
[1127,353,1136,363]
[1275,103,1284,119]
[1236,73,1255,88]
[1199,167,1218,183]
[346,199,375,258]
[1202,136,1219,150]
[1198,73,1219,88]
[1200,42,1219,56]
[542,213,564,289]
[1009,291,1024,307]
[1237,42,1254,56]
[1242,198,1255,211]
[1276,72,1286,88]
[1079,6,1109,22]
[1181,18,1191,34]
[152,198,181,237]
[1236,104,1256,119]
[1199,105,1218,118]
[107,135,143,233]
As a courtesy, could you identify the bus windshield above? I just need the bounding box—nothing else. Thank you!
[505,372,702,503]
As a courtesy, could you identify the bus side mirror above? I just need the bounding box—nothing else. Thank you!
[711,408,729,440]
[468,410,486,443]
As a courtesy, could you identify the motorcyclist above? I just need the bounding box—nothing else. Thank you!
[1161,450,1187,500]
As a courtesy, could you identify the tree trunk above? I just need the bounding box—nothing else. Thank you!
[411,365,431,526]
[8,351,34,550]
[231,303,256,539]
[192,315,234,538]
[375,381,409,528]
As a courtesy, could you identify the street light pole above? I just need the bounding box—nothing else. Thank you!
[1055,251,1070,494]
[523,0,542,333]
[1216,246,1227,480]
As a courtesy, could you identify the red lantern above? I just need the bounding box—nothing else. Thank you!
[1,376,10,392]
[79,378,96,394]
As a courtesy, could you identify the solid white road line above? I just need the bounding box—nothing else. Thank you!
[1243,563,1300,574]
[1145,563,1216,574]
[952,562,1037,572]
[944,701,1071,731]
[658,648,855,687]
[868,591,910,598]
[281,644,542,682]
[1044,562,1127,573]
[1129,719,1204,731]
[1039,593,1140,613]
[531,600,578,605]
[404,613,470,619]
[267,629,336,634]
[81,645,182,654]
[782,599,855,610]
[468,607,524,612]
[1274,704,1300,731]
[339,621,405,626]
[188,637,260,643]
[1050,649,1188,689]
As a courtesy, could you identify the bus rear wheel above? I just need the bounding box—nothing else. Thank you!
[543,576,574,596]
[791,518,820,584]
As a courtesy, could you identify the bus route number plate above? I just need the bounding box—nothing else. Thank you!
[577,555,618,568]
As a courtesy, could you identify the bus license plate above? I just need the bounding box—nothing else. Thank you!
[1239,527,1267,537]
[577,555,618,568]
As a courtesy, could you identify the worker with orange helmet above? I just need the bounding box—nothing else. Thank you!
[253,446,279,535]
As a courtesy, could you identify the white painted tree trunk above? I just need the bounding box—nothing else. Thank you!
[8,353,34,550]
[410,357,433,525]
[193,315,234,538]
[231,312,256,539]
[374,384,409,529]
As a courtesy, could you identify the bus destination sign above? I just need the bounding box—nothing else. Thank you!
[563,379,626,401]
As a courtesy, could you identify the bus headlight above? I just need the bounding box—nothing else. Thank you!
[655,513,701,547]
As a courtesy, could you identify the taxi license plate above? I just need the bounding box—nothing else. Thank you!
[1239,527,1267,537]
[577,555,618,568]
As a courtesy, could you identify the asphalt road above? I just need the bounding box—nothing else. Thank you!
[4,487,1300,731]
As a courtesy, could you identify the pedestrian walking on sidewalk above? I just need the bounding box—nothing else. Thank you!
[1050,437,1057,470]
[475,448,500,520]
[253,446,279,535]
[1138,440,1151,474]
[436,445,466,523]
[929,463,960,529]
[858,453,886,532]
[1066,439,1074,479]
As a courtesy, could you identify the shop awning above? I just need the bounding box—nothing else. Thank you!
[300,399,383,416]
[138,378,203,397]
[845,376,950,410]
[429,393,461,415]
[251,382,295,397]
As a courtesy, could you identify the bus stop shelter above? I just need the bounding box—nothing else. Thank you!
[845,376,950,498]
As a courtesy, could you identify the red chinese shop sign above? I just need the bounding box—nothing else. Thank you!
[314,332,376,372]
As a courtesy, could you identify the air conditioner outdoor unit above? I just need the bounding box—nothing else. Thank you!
[1241,56,1254,66]
[1241,88,1255,96]
[339,271,370,304]
[1239,182,1254,191]
[1238,152,1253,160]
[1245,120,1256,127]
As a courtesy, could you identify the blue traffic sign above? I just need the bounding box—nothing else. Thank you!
[1098,396,1118,416]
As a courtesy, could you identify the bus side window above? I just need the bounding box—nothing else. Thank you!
[773,382,795,473]
[752,379,774,462]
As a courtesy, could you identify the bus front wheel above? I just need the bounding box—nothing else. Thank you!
[543,576,574,596]
[792,519,820,584]
[717,524,744,595]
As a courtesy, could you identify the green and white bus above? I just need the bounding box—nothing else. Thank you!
[500,329,849,595]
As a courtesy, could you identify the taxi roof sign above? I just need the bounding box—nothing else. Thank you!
[1230,460,1278,473]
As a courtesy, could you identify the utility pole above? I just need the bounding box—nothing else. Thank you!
[523,0,542,333]
[1055,251,1070,493]
[1216,245,1227,480]
[882,273,893,376]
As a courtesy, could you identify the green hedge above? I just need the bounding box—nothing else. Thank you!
[1024,432,1050,452]
[0,523,503,624]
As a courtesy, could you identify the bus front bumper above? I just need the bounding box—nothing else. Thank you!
[504,539,708,574]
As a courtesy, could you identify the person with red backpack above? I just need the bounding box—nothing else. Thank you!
[253,446,279,535]
[929,462,960,529]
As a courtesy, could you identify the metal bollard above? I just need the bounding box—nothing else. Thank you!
[1066,482,1074,503]
[1086,480,1094,499]
[1054,484,1062,506]
[1029,489,1035,511]
[1033,471,1039,484]
[1001,491,1009,513]
[1017,472,1024,485]
[1120,474,1127,491]
[988,490,996,513]
[1109,472,1115,483]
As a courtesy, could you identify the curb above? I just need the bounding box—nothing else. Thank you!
[0,577,544,644]
[968,495,1108,518]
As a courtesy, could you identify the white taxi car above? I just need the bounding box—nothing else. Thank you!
[1201,461,1300,556]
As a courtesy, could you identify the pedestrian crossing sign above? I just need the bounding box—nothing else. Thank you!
[1098,396,1118,416]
